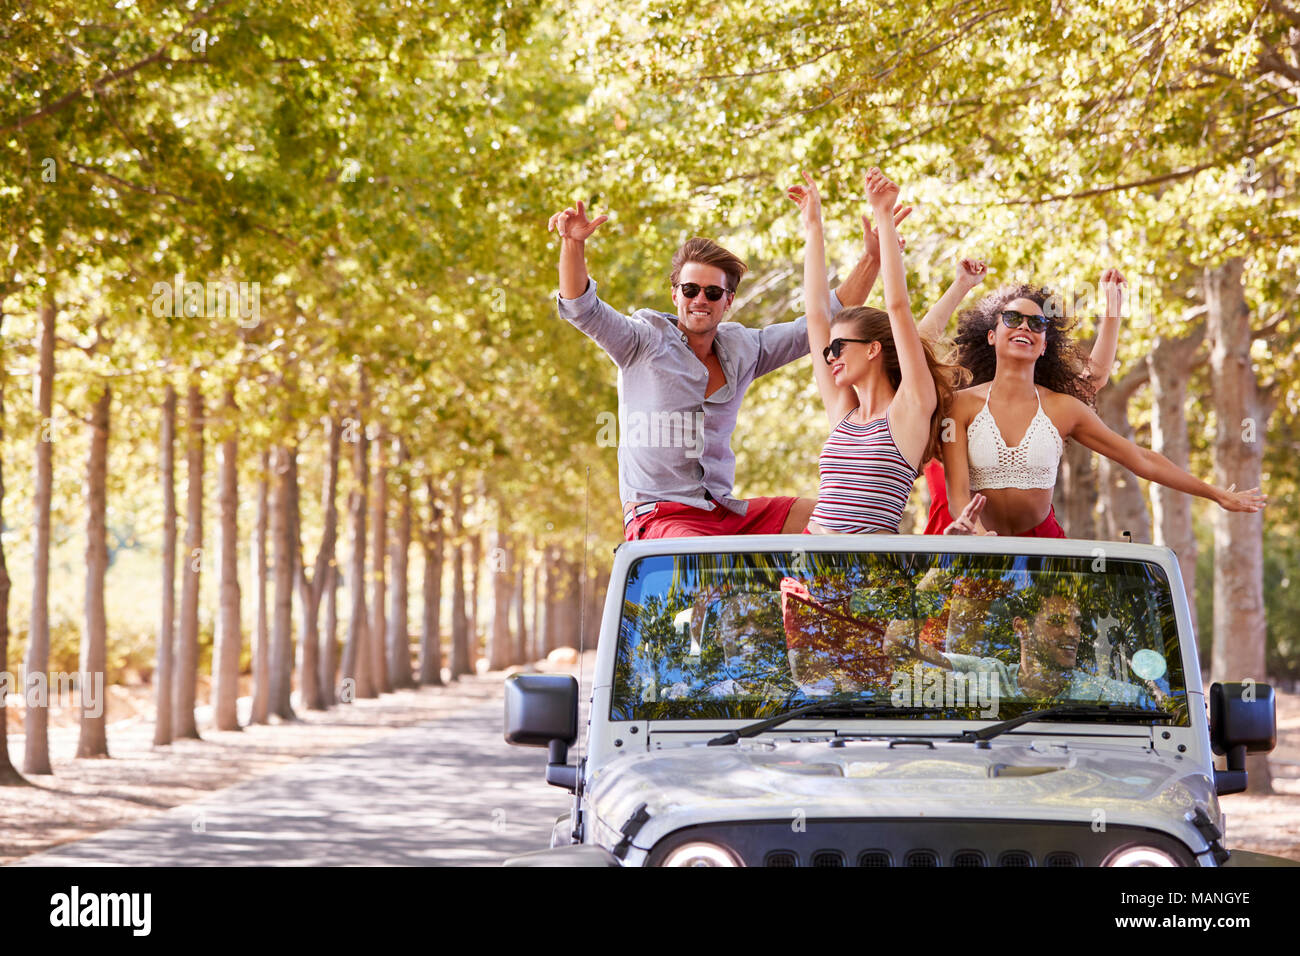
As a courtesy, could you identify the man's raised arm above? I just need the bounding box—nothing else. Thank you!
[549,200,608,299]
[549,201,648,368]
[833,203,913,307]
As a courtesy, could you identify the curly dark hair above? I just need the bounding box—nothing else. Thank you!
[951,283,1094,404]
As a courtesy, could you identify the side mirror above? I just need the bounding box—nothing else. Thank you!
[1209,681,1277,795]
[504,674,579,791]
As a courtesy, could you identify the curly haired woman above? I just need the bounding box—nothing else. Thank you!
[941,284,1266,536]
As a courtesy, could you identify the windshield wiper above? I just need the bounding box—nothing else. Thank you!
[951,704,1175,744]
[708,700,929,746]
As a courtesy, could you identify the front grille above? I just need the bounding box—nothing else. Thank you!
[811,850,846,867]
[646,819,1198,867]
[998,850,1033,867]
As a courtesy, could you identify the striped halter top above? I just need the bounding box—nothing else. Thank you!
[809,407,919,533]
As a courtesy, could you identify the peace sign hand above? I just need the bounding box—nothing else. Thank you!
[943,494,997,535]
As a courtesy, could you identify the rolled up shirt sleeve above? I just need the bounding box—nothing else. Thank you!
[556,279,647,368]
[753,288,846,378]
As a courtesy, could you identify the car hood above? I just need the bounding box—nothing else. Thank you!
[585,736,1216,853]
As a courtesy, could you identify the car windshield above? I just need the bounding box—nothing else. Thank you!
[611,550,1188,725]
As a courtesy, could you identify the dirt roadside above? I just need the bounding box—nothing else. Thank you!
[0,657,584,866]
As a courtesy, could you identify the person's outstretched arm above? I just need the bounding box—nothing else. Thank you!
[1082,268,1125,391]
[917,257,987,342]
[549,199,609,299]
[1064,395,1267,512]
[787,172,856,427]
[549,201,648,367]
[867,167,934,468]
[940,395,994,535]
[833,204,912,308]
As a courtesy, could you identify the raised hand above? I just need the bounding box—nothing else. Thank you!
[547,200,608,242]
[1100,267,1126,317]
[861,203,911,262]
[956,257,988,291]
[1218,485,1267,513]
[785,171,823,233]
[864,166,901,213]
[943,494,997,535]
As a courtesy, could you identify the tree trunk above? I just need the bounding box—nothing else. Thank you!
[321,562,339,705]
[172,379,203,740]
[344,401,374,700]
[529,555,540,664]
[1148,324,1206,640]
[488,524,514,673]
[251,449,271,725]
[514,554,527,666]
[419,486,444,686]
[586,568,608,652]
[542,548,560,657]
[1205,258,1273,793]
[299,416,340,711]
[0,301,22,784]
[369,437,390,694]
[1095,368,1152,544]
[213,388,242,732]
[1055,441,1098,539]
[23,294,56,774]
[388,442,414,689]
[153,383,177,746]
[568,559,584,652]
[449,483,470,679]
[76,385,111,758]
[269,444,297,720]
[469,532,482,672]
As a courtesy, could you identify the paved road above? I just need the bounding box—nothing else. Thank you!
[9,693,576,867]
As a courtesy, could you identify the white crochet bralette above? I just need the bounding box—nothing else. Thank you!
[967,385,1063,491]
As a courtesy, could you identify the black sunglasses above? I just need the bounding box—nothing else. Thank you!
[1000,309,1049,333]
[822,337,874,363]
[675,282,730,302]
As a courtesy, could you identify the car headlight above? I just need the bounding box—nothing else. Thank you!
[1104,846,1180,867]
[659,842,743,867]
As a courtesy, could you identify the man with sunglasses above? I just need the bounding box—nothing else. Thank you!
[548,197,909,539]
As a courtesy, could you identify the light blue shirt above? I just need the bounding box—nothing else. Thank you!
[557,280,844,514]
[942,652,1153,706]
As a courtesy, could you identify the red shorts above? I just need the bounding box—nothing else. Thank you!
[924,502,1066,537]
[623,496,797,540]
[921,460,1065,537]
[922,460,951,535]
[1018,506,1066,538]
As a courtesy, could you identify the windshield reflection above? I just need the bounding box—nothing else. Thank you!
[611,551,1185,724]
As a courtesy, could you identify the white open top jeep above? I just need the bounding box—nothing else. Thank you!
[503,535,1284,867]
